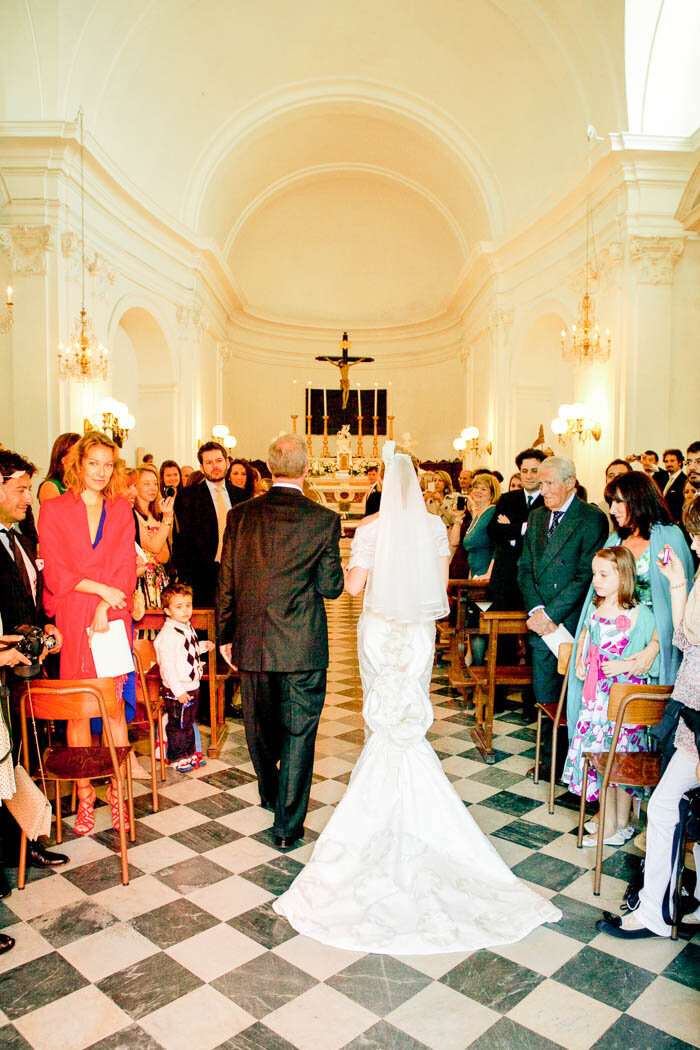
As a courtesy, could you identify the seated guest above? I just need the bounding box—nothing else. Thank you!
[37,432,80,503]
[159,459,182,497]
[566,471,694,740]
[38,432,136,835]
[463,473,500,665]
[662,448,687,523]
[563,547,659,845]
[228,458,256,501]
[597,496,700,939]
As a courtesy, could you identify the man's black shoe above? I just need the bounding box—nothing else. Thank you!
[28,843,69,868]
[274,832,302,849]
[526,765,551,781]
[0,868,11,900]
[0,933,15,954]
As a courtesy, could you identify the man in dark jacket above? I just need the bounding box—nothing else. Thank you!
[217,434,344,847]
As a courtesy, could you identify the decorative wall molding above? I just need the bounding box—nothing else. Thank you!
[630,236,684,284]
[61,232,117,296]
[217,340,234,363]
[0,224,52,275]
[176,303,206,334]
[487,307,513,335]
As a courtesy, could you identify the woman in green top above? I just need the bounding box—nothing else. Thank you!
[38,432,80,503]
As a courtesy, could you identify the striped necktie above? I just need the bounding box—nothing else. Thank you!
[547,510,564,541]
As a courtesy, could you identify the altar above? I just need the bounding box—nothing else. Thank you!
[310,474,373,520]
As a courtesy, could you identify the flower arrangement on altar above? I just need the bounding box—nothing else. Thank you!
[308,458,379,477]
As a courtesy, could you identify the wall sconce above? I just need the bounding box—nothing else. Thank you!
[0,286,13,335]
[453,426,492,459]
[551,403,602,445]
[211,423,237,451]
[86,397,135,448]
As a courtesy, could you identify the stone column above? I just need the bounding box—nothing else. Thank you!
[175,303,205,463]
[486,306,513,468]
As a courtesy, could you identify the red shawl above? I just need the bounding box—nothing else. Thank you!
[38,493,136,679]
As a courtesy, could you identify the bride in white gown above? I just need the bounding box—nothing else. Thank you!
[273,444,561,953]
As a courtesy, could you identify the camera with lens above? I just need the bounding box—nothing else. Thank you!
[7,624,57,679]
[163,485,177,499]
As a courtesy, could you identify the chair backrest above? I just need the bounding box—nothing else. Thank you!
[557,642,573,676]
[608,683,673,727]
[23,678,118,722]
[133,637,157,674]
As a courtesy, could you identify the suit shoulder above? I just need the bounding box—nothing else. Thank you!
[579,500,608,526]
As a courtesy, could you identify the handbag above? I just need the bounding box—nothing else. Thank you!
[5,681,52,841]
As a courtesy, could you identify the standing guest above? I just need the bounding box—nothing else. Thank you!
[159,460,182,497]
[172,442,241,607]
[508,473,523,491]
[662,448,687,524]
[180,464,194,485]
[217,434,344,848]
[686,441,700,491]
[599,459,632,531]
[38,432,136,834]
[518,457,608,778]
[597,496,700,939]
[142,453,154,464]
[365,465,383,515]
[0,452,68,884]
[37,432,80,504]
[463,472,500,666]
[133,464,174,608]
[366,465,379,492]
[640,450,668,490]
[185,469,203,487]
[154,583,213,772]
[566,471,694,739]
[228,458,257,501]
[458,468,473,493]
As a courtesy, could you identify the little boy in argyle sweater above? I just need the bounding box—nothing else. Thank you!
[154,583,214,772]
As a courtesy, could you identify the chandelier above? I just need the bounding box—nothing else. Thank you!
[551,403,602,445]
[0,286,13,335]
[58,109,109,383]
[211,424,237,451]
[453,426,492,458]
[86,398,135,448]
[561,126,611,364]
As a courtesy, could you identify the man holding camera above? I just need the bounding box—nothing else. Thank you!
[0,450,68,899]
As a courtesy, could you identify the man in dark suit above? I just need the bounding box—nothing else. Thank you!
[661,448,687,524]
[172,441,243,607]
[640,450,668,492]
[217,434,344,847]
[487,448,546,719]
[0,450,68,895]
[518,456,608,777]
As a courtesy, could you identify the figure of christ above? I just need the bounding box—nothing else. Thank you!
[316,332,374,410]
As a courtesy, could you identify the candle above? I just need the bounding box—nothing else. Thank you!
[357,384,362,418]
[292,378,297,416]
[388,381,392,416]
[374,384,378,416]
[6,286,12,304]
[323,387,327,416]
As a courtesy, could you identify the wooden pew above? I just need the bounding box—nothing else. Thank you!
[467,611,533,763]
[138,608,234,758]
[446,580,488,695]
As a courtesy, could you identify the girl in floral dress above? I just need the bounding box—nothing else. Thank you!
[562,547,660,845]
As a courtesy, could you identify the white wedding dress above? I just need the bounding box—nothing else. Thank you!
[273,508,561,954]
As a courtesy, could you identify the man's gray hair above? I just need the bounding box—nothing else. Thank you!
[541,455,576,482]
[268,433,308,478]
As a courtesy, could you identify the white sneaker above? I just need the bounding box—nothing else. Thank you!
[584,819,598,835]
[582,826,634,847]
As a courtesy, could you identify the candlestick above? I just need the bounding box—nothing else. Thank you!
[323,386,327,416]
[388,415,394,441]
[306,416,313,456]
[357,383,362,418]
[292,378,297,418]
[373,384,378,417]
[6,286,12,305]
[372,415,379,458]
[387,381,392,417]
[357,413,364,458]
[291,413,298,435]
[322,415,329,457]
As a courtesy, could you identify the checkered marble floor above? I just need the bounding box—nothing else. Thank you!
[1,592,698,1050]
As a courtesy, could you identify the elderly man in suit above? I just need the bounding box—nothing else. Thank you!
[172,441,244,607]
[0,450,68,898]
[217,434,344,848]
[518,456,608,777]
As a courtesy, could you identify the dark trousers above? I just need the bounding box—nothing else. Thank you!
[239,668,327,839]
[530,638,566,775]
[164,689,199,762]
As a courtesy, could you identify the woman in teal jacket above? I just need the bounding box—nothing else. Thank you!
[566,472,694,737]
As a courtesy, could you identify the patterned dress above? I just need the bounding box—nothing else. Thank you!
[562,607,651,801]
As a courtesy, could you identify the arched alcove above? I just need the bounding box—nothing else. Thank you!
[111,306,176,464]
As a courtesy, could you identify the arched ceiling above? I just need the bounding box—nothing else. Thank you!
[0,0,628,329]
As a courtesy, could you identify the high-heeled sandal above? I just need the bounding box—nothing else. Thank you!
[74,786,97,836]
[106,782,130,832]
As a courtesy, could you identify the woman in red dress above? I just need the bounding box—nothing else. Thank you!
[38,431,136,834]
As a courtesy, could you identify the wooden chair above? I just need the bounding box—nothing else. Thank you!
[533,642,573,814]
[467,611,533,762]
[139,608,234,757]
[132,639,167,807]
[446,580,487,694]
[18,678,135,888]
[576,682,672,895]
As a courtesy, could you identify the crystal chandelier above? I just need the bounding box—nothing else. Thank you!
[561,127,611,364]
[58,109,109,383]
[0,286,13,335]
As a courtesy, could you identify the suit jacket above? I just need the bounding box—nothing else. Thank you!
[517,498,608,644]
[663,471,687,524]
[0,525,45,632]
[216,486,344,672]
[172,479,243,606]
[487,489,543,609]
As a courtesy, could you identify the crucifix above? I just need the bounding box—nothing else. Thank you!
[316,331,374,410]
